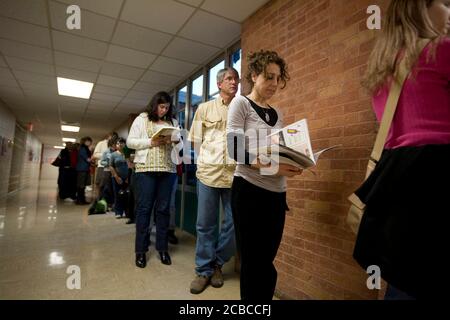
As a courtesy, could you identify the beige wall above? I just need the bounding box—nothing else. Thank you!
[0,100,15,199]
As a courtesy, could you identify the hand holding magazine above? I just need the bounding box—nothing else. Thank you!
[260,119,341,169]
[151,126,181,140]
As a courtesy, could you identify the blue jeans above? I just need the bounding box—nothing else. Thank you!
[195,180,236,276]
[135,172,177,253]
[150,176,178,231]
[112,178,128,217]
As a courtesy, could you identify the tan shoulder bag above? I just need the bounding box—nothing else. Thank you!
[346,39,430,234]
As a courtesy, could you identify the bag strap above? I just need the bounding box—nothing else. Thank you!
[370,39,430,162]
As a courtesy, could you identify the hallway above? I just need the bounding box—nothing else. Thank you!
[0,179,239,300]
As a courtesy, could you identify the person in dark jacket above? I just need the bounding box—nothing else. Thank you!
[76,137,93,205]
[56,142,77,200]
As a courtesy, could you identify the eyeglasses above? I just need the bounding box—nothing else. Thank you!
[223,77,240,83]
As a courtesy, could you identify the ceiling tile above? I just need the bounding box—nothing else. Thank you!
[55,66,98,82]
[97,74,135,89]
[49,1,116,42]
[85,109,110,116]
[90,92,122,104]
[120,97,148,107]
[179,11,241,48]
[0,0,48,27]
[121,0,195,34]
[201,0,270,22]
[0,85,23,96]
[60,110,83,123]
[54,51,102,73]
[0,67,17,86]
[56,0,124,18]
[88,99,114,108]
[0,17,51,48]
[22,86,58,98]
[115,104,144,114]
[59,96,89,108]
[22,88,59,101]
[93,84,128,97]
[0,57,7,67]
[141,70,181,86]
[162,37,219,64]
[100,62,144,81]
[105,45,156,69]
[52,30,108,59]
[150,56,198,77]
[14,70,56,86]
[176,0,203,7]
[87,103,115,111]
[126,90,153,100]
[5,56,54,77]
[2,96,27,108]
[132,81,168,94]
[0,39,53,64]
[112,21,172,54]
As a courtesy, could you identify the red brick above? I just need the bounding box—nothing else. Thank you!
[242,0,388,300]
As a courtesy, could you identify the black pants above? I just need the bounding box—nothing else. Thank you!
[231,176,287,300]
[76,171,90,203]
[58,167,76,200]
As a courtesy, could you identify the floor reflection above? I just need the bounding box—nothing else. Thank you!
[0,179,239,300]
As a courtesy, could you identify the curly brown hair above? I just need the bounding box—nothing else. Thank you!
[245,50,290,90]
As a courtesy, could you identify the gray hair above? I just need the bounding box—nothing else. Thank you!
[216,67,239,85]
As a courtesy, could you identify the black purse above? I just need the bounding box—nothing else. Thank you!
[52,156,62,167]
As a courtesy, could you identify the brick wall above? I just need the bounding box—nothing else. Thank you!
[241,0,389,299]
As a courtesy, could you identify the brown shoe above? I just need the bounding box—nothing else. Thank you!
[211,265,224,288]
[190,275,210,294]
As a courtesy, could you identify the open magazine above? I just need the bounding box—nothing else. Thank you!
[151,126,180,139]
[258,119,340,169]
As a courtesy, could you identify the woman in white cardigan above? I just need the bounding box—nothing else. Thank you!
[127,91,182,268]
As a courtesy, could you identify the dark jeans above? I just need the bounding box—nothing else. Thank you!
[100,171,114,206]
[126,169,136,221]
[231,176,287,301]
[135,171,177,253]
[76,171,90,202]
[112,178,128,217]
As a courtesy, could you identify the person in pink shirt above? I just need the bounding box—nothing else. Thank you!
[353,0,450,299]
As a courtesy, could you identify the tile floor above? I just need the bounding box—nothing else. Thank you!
[0,180,240,300]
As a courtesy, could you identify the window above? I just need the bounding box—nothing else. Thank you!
[189,75,203,129]
[208,60,225,100]
[176,86,187,129]
[231,49,242,96]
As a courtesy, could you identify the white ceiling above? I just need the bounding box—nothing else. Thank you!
[0,0,270,146]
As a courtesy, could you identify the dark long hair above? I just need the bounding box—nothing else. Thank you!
[146,91,175,124]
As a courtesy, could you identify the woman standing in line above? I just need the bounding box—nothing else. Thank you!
[127,91,182,268]
[353,0,450,299]
[227,50,303,300]
[75,136,92,205]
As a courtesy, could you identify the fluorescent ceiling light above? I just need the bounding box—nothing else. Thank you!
[62,138,76,143]
[61,125,80,132]
[54,146,64,149]
[57,77,93,99]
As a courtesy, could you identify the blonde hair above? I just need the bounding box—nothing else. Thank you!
[362,0,444,93]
